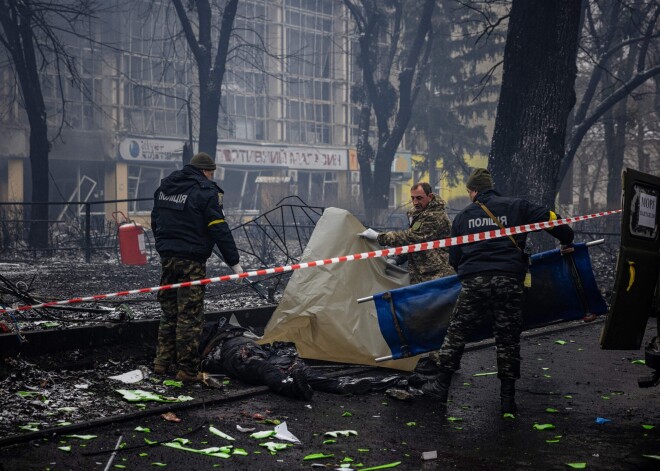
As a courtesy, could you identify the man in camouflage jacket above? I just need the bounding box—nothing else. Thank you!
[361,182,454,284]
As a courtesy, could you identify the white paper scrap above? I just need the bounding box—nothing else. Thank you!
[274,421,301,444]
[108,370,145,384]
[422,450,438,460]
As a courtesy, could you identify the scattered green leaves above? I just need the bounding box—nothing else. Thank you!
[361,461,402,470]
[303,452,335,461]
[209,426,235,441]
[250,430,276,440]
[259,441,291,454]
[324,430,357,438]
[19,424,40,432]
[161,441,231,459]
[16,391,41,398]
[116,389,193,403]
[162,380,183,388]
[533,423,555,431]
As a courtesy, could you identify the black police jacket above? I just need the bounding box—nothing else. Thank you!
[151,165,239,265]
[448,189,574,280]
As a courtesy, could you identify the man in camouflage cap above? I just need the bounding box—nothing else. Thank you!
[151,152,243,382]
[358,182,454,284]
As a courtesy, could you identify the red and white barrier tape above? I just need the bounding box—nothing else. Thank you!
[0,208,621,315]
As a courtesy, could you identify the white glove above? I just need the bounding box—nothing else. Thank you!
[357,228,380,241]
[230,263,244,274]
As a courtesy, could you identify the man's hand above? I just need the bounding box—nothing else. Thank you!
[560,244,575,255]
[357,228,380,241]
[230,263,244,274]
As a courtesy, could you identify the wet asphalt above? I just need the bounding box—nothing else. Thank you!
[1,319,658,471]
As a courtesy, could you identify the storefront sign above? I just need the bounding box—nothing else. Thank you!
[119,138,347,171]
[217,144,346,170]
[118,138,182,162]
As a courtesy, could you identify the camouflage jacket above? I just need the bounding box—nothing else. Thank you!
[377,198,454,284]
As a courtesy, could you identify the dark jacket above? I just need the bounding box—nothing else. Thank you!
[151,165,239,265]
[448,189,574,280]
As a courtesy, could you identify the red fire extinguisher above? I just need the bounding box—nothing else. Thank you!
[113,212,147,266]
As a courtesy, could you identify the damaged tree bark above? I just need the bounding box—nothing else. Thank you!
[489,0,581,208]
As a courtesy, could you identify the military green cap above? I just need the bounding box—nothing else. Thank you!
[466,168,493,192]
[190,152,216,170]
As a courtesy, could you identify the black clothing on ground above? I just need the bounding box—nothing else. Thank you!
[198,319,393,398]
[151,165,239,265]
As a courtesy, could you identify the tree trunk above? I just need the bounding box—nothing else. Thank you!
[172,0,238,160]
[371,146,394,224]
[198,85,221,156]
[3,0,52,248]
[356,100,375,220]
[489,0,581,209]
[604,101,627,211]
[28,119,50,249]
[637,120,649,174]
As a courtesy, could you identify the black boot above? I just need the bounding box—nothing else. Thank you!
[336,377,373,395]
[275,369,314,400]
[290,368,314,400]
[500,379,517,415]
[421,370,452,404]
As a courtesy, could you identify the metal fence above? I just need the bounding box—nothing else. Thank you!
[0,198,156,262]
[0,197,330,266]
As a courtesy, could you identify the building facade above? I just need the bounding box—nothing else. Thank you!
[0,0,413,227]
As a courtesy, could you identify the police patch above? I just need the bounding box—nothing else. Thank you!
[412,221,422,231]
[218,193,224,206]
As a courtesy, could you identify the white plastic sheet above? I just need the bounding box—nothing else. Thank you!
[261,208,419,371]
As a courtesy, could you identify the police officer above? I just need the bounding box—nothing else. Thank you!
[422,168,574,414]
[151,152,242,382]
[358,182,454,284]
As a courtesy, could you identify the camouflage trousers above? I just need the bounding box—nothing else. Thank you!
[430,275,523,380]
[154,257,206,375]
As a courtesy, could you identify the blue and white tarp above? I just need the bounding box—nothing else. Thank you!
[373,243,607,360]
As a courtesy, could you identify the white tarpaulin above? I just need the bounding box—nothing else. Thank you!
[260,207,420,371]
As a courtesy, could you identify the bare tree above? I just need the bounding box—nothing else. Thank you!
[0,0,96,248]
[344,0,435,223]
[559,0,660,206]
[170,0,239,158]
